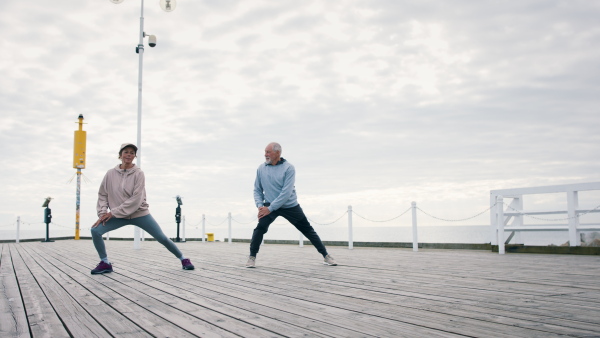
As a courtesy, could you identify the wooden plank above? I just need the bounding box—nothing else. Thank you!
[7,240,600,337]
[15,243,122,337]
[45,240,465,337]
[0,244,30,338]
[42,242,382,337]
[185,243,597,336]
[88,246,554,337]
[9,244,70,337]
[114,266,431,337]
[21,242,228,338]
[218,262,600,334]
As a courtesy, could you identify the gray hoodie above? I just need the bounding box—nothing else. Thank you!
[253,158,298,212]
[97,164,150,219]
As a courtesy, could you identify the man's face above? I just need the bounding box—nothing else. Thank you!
[264,145,280,164]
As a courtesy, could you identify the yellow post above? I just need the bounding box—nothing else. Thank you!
[73,114,87,240]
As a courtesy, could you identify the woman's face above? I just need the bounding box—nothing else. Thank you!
[120,147,136,165]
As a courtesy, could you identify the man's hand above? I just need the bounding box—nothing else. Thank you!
[257,206,271,219]
[92,212,113,228]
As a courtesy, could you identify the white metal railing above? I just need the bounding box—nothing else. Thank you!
[223,201,490,251]
[490,182,600,254]
[226,203,420,251]
[8,187,598,252]
[0,202,531,248]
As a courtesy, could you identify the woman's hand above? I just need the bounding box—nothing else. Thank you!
[92,212,113,228]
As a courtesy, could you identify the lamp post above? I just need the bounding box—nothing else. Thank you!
[109,0,176,249]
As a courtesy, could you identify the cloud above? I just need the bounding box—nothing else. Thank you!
[1,0,599,240]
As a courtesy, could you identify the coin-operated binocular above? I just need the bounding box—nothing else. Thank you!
[174,195,183,242]
[42,197,54,243]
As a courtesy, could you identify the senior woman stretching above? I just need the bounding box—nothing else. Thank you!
[90,143,194,274]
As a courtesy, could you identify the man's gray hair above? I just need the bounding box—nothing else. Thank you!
[271,142,282,153]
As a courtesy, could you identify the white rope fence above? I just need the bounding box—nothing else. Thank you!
[181,202,514,251]
[6,200,598,251]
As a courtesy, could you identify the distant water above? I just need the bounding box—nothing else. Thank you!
[1,224,573,246]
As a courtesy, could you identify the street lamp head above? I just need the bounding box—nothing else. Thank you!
[160,0,177,12]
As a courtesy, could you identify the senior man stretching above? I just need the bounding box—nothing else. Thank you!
[247,142,337,268]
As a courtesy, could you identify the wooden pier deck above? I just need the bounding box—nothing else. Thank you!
[1,240,600,337]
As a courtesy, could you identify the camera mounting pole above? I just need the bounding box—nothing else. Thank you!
[109,0,177,249]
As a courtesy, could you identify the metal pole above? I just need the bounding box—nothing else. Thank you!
[16,216,20,244]
[134,0,145,250]
[202,214,206,243]
[299,232,304,247]
[497,196,505,254]
[348,205,353,250]
[411,201,418,251]
[75,168,81,240]
[490,194,497,245]
[73,114,86,240]
[182,215,186,242]
[567,190,580,246]
[228,212,232,244]
[44,207,52,242]
[137,0,144,172]
[175,205,181,242]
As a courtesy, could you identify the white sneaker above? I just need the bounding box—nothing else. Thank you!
[323,254,337,266]
[246,256,256,268]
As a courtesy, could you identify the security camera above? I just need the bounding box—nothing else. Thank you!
[148,35,157,47]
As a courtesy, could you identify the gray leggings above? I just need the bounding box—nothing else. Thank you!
[91,214,182,260]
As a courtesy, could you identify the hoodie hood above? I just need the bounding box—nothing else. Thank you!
[113,164,141,175]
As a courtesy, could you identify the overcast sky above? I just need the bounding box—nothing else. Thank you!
[1,0,599,239]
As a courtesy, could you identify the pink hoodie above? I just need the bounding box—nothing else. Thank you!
[97,164,150,219]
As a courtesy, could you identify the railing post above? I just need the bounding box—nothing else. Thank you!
[299,232,304,247]
[490,194,497,245]
[134,227,140,249]
[202,214,206,243]
[411,202,418,251]
[567,190,580,246]
[497,196,505,254]
[512,196,524,244]
[16,216,20,243]
[348,205,353,250]
[182,215,186,242]
[106,232,110,241]
[228,212,232,244]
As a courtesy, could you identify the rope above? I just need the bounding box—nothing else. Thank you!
[206,217,228,226]
[187,221,203,227]
[0,222,16,229]
[352,207,411,223]
[16,221,45,226]
[416,203,496,222]
[49,222,73,229]
[308,211,348,225]
[231,216,257,224]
